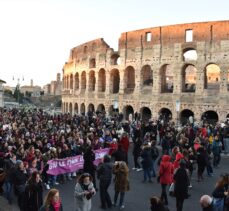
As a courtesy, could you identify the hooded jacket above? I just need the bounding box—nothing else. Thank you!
[159,155,173,185]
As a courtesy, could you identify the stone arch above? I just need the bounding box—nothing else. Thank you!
[80,103,85,115]
[81,71,86,91]
[74,73,79,90]
[160,64,173,93]
[97,104,106,113]
[70,74,73,89]
[180,109,194,125]
[98,68,106,92]
[88,70,96,92]
[204,63,220,90]
[74,103,78,114]
[182,64,197,92]
[140,107,152,123]
[124,66,135,94]
[108,105,119,116]
[159,107,172,120]
[110,54,120,65]
[69,103,73,115]
[123,105,134,121]
[201,110,219,124]
[110,69,120,94]
[183,48,198,62]
[88,103,95,112]
[141,65,153,88]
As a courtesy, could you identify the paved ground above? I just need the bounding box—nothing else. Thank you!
[1,149,229,211]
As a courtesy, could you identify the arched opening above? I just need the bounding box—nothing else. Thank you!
[74,73,79,90]
[140,107,152,123]
[70,74,73,89]
[110,54,120,65]
[141,65,153,91]
[124,66,135,94]
[74,103,78,114]
[69,103,73,115]
[183,49,198,62]
[80,103,85,115]
[180,109,194,126]
[201,110,219,124]
[98,69,106,92]
[182,64,197,92]
[108,105,119,117]
[123,105,134,121]
[88,103,95,116]
[160,64,173,93]
[204,64,220,90]
[66,75,69,89]
[97,104,106,114]
[159,108,172,121]
[81,71,86,91]
[88,70,96,92]
[89,58,96,68]
[110,69,120,94]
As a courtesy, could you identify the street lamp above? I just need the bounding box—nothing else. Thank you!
[13,75,24,106]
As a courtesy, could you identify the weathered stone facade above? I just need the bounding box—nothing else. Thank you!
[62,20,229,124]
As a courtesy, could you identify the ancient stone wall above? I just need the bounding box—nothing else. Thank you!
[62,21,229,124]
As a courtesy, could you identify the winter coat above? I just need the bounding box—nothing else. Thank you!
[159,155,173,185]
[97,162,113,182]
[24,182,43,211]
[173,153,184,170]
[112,149,127,162]
[83,149,95,174]
[119,136,129,153]
[173,167,189,199]
[212,140,221,155]
[113,163,129,192]
[132,140,142,157]
[39,203,63,211]
[140,147,152,169]
[74,182,95,211]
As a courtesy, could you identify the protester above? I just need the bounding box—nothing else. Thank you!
[97,155,113,209]
[112,161,129,209]
[39,188,63,211]
[24,171,43,211]
[173,159,190,211]
[159,155,173,205]
[74,173,96,211]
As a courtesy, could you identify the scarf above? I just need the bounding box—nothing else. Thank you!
[51,200,61,211]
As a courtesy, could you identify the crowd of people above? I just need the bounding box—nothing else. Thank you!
[0,107,228,211]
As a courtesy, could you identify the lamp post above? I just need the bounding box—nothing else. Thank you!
[13,75,24,106]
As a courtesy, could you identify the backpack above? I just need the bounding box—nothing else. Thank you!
[151,147,159,160]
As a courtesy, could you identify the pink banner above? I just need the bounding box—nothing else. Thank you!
[47,148,110,176]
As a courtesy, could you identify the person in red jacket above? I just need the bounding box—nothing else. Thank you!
[159,155,173,205]
[173,153,184,170]
[119,133,129,164]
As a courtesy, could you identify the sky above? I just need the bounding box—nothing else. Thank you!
[0,0,228,87]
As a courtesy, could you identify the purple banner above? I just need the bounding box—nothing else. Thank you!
[47,148,110,176]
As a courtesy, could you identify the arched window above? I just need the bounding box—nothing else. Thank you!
[110,69,120,94]
[88,70,96,91]
[204,64,220,90]
[182,64,197,92]
[74,73,79,90]
[81,71,86,91]
[98,69,106,92]
[160,65,173,93]
[124,66,135,94]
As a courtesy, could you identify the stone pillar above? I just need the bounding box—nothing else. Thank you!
[152,66,160,94]
[173,64,182,94]
[95,70,99,93]
[134,64,141,94]
[119,69,125,94]
[195,65,205,95]
[85,72,89,94]
[220,66,228,94]
[105,70,110,96]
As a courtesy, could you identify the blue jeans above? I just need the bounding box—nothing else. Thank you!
[114,191,125,207]
[224,138,229,153]
[3,181,12,202]
[151,160,156,177]
[143,168,151,181]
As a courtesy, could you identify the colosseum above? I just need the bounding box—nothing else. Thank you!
[62,20,229,125]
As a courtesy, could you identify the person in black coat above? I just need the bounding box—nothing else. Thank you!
[196,146,207,182]
[97,155,113,209]
[13,160,28,211]
[140,144,152,183]
[132,137,142,170]
[24,171,43,211]
[173,159,189,211]
[83,146,96,189]
[111,144,127,162]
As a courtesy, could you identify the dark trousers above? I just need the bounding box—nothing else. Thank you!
[161,184,168,204]
[114,191,125,206]
[17,192,25,211]
[99,180,112,208]
[133,154,140,168]
[213,154,221,167]
[176,197,184,211]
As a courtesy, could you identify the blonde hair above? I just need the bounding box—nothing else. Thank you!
[43,188,59,209]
